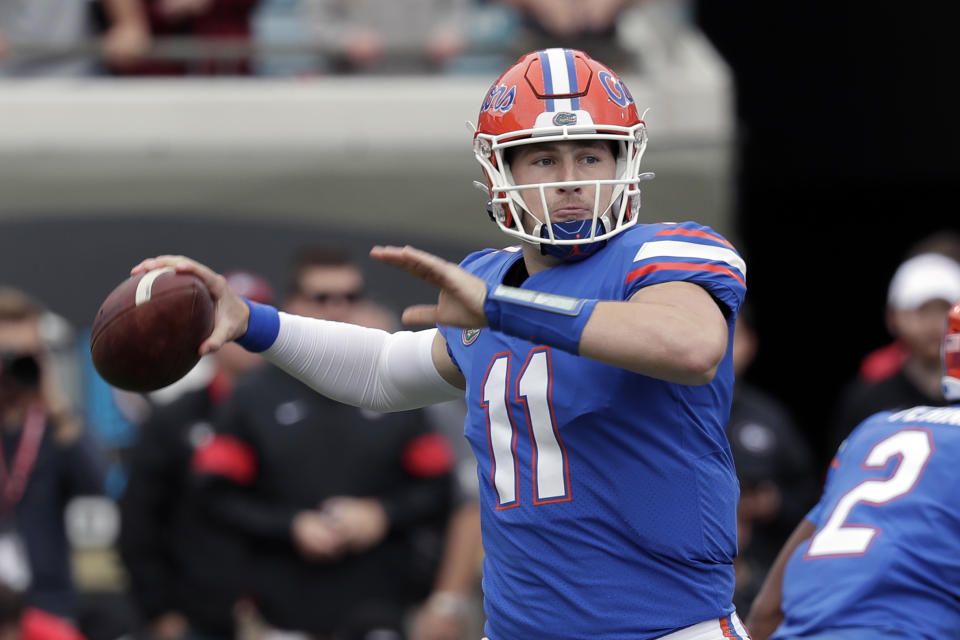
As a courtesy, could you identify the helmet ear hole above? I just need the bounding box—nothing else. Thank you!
[486,196,514,229]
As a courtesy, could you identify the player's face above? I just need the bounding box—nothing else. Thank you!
[508,141,617,232]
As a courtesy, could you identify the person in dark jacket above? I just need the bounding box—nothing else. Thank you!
[118,270,274,639]
[193,248,455,639]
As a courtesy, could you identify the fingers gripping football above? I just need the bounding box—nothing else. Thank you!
[131,255,251,354]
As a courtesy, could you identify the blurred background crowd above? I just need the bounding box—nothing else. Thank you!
[0,0,957,639]
[0,0,656,77]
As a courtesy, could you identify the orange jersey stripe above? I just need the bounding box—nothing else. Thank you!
[653,227,735,249]
[720,615,747,639]
[625,261,746,287]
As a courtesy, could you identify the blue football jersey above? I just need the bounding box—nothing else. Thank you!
[439,222,747,640]
[772,406,960,640]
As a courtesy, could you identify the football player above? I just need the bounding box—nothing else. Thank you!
[747,299,960,640]
[133,49,748,639]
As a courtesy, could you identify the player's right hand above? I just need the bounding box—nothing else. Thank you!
[130,255,250,355]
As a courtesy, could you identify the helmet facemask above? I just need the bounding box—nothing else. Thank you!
[474,123,652,260]
[942,301,960,401]
[473,48,655,261]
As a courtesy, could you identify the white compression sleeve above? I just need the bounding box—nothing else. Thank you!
[262,311,463,412]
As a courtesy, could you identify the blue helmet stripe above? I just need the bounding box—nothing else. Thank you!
[564,49,580,110]
[538,50,555,111]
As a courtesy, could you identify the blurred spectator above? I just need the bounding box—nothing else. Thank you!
[497,0,640,71]
[857,230,960,383]
[0,0,149,76]
[0,287,107,626]
[118,271,274,640]
[828,253,960,459]
[726,301,817,615]
[301,0,467,73]
[119,0,259,75]
[250,0,316,77]
[196,248,455,638]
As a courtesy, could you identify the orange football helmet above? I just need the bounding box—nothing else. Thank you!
[942,299,960,401]
[473,48,653,256]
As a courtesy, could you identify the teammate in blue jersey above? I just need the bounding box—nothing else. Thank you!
[747,300,960,640]
[132,49,749,639]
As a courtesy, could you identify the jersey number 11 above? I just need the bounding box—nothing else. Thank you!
[482,348,571,508]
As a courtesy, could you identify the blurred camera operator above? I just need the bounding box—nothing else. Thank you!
[0,287,106,631]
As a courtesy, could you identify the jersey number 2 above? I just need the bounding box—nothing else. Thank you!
[482,348,570,508]
[807,429,932,557]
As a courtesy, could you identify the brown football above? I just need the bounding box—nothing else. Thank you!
[90,268,215,392]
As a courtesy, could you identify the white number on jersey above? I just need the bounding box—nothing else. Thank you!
[482,348,570,508]
[807,429,932,557]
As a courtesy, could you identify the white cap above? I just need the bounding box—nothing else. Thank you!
[887,253,960,310]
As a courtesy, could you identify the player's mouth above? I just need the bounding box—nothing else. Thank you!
[550,207,592,222]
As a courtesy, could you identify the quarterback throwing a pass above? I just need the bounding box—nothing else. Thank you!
[134,49,749,639]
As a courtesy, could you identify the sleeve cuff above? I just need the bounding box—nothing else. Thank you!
[235,298,280,353]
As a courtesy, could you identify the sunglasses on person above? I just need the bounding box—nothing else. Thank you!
[302,289,365,305]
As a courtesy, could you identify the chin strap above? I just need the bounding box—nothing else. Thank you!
[534,215,612,262]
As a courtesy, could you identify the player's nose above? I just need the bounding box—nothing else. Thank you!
[556,162,583,190]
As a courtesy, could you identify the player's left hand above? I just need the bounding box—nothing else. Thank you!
[370,245,489,329]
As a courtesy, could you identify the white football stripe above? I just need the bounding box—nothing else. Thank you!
[544,48,573,111]
[545,49,571,94]
[633,240,747,276]
[731,614,750,638]
[135,267,175,306]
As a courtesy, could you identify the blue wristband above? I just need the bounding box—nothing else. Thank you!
[483,285,598,354]
[235,298,280,353]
